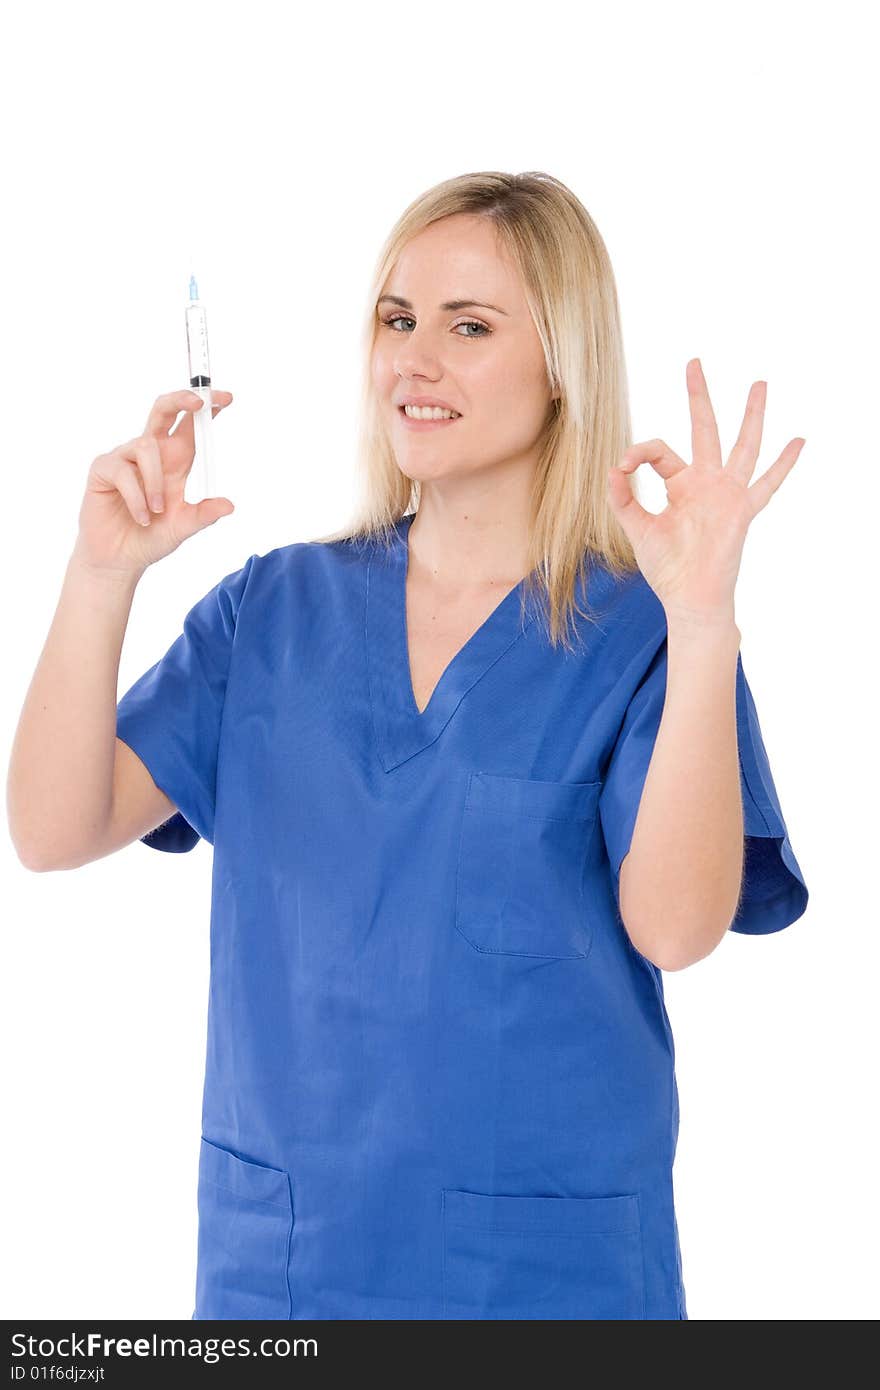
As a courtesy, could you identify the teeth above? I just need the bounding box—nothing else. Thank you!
[403,404,460,420]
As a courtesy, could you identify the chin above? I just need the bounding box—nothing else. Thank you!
[397,467,449,487]
[394,455,464,484]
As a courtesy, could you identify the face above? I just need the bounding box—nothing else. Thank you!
[372,214,557,485]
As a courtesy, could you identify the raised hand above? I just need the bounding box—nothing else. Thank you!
[72,389,235,578]
[607,359,805,622]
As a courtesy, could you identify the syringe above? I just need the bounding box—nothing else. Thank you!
[185,274,216,500]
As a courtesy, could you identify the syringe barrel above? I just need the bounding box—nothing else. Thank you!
[185,301,212,385]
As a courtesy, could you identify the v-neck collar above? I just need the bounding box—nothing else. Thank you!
[366,513,540,771]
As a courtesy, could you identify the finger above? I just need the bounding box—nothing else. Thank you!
[145,389,233,438]
[106,456,152,527]
[168,390,233,442]
[619,439,688,480]
[687,358,722,468]
[726,380,767,484]
[129,435,166,513]
[746,438,806,515]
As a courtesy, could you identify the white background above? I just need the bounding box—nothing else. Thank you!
[2,0,877,1321]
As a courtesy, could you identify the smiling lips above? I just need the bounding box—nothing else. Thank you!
[394,397,458,428]
[397,402,462,429]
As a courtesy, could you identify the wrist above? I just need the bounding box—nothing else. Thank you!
[663,605,741,645]
[66,550,145,594]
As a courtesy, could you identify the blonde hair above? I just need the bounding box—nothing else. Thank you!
[310,170,640,650]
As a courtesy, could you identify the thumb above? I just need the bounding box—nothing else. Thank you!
[607,465,634,509]
[607,465,648,518]
[607,466,648,542]
[180,497,236,538]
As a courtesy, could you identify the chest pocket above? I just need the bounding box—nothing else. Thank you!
[455,772,601,960]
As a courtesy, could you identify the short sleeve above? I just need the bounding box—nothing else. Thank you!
[598,641,809,936]
[115,554,257,853]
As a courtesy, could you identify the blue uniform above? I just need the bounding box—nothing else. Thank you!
[115,512,808,1320]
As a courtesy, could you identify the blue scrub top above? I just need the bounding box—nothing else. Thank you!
[115,512,808,1321]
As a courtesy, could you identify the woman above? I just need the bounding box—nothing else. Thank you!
[10,171,808,1320]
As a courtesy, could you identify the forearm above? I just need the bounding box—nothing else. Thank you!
[619,612,744,970]
[7,553,142,869]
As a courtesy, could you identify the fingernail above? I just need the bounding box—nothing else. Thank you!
[151,494,164,512]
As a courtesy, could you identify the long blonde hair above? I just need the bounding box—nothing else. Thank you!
[311,170,640,650]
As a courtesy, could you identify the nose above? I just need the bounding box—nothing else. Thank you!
[391,328,443,381]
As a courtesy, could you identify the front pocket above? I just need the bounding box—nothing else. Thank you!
[442,1188,645,1320]
[455,772,601,958]
[195,1137,293,1320]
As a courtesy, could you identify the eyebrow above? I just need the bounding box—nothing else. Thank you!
[377,294,510,316]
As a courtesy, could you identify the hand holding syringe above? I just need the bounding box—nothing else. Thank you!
[185,274,218,502]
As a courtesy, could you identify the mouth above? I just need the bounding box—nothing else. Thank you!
[397,405,462,430]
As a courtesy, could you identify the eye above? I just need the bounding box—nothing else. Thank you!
[454,319,490,338]
[380,314,415,332]
[379,314,491,339]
